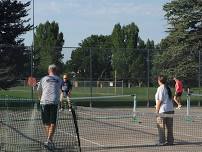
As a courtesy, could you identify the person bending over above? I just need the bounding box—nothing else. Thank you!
[60,74,72,111]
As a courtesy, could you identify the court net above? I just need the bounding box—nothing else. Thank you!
[0,97,80,152]
[0,94,134,152]
[1,94,202,152]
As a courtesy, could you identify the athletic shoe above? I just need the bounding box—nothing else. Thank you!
[59,108,64,112]
[44,139,55,150]
[176,105,182,109]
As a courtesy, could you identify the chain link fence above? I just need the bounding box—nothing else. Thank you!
[1,45,202,106]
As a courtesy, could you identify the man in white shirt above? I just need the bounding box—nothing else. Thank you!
[37,64,62,150]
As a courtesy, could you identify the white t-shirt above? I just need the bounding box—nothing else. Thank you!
[155,84,174,113]
[37,75,62,105]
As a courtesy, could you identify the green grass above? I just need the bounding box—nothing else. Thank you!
[1,86,202,107]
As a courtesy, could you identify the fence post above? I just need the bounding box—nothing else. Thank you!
[198,50,201,106]
[122,80,124,95]
[90,48,92,107]
[186,92,190,116]
[147,49,150,107]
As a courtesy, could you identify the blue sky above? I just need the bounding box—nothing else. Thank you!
[22,0,170,62]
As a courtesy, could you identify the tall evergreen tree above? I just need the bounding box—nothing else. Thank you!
[34,21,64,76]
[0,0,32,89]
[111,23,147,86]
[153,0,202,84]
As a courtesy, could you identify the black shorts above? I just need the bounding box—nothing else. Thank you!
[175,92,182,97]
[41,104,58,125]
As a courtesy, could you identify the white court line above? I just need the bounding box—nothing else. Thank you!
[58,129,104,147]
[78,111,202,140]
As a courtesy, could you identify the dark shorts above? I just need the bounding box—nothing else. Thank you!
[62,90,69,98]
[41,104,58,125]
[175,92,182,97]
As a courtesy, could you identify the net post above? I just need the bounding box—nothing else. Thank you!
[132,94,139,123]
[185,88,192,122]
[186,93,190,116]
[133,94,136,114]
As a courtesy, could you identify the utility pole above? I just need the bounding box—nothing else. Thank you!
[31,0,35,100]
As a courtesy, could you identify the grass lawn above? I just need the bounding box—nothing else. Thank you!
[0,86,201,107]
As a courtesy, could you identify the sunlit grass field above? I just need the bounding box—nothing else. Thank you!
[0,86,201,107]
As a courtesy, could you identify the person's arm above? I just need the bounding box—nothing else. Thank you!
[38,91,42,101]
[68,80,73,96]
[156,100,161,113]
[155,87,163,113]
[37,80,42,101]
[60,81,63,95]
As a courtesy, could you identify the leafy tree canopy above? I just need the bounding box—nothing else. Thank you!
[34,21,64,76]
[153,0,201,84]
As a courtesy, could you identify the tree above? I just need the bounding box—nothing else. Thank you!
[34,21,64,76]
[66,35,112,80]
[111,23,147,86]
[66,22,155,86]
[152,0,202,86]
[0,0,32,89]
[164,0,202,50]
[137,37,146,49]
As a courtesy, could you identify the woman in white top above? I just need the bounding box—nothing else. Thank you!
[155,75,174,146]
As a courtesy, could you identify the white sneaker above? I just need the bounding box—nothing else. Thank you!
[176,105,182,109]
[59,108,64,112]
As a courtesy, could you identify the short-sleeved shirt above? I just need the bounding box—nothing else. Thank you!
[37,75,62,105]
[175,80,183,93]
[155,85,174,113]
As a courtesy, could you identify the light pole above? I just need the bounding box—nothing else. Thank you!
[31,0,35,99]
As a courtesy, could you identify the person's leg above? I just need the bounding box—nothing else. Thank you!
[48,105,58,142]
[178,96,182,106]
[166,117,174,145]
[41,105,50,138]
[176,96,182,109]
[44,124,55,150]
[41,105,54,148]
[44,124,50,137]
[174,94,182,109]
[67,96,72,111]
[44,124,54,141]
[156,116,166,144]
[174,95,180,106]
[47,123,56,141]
